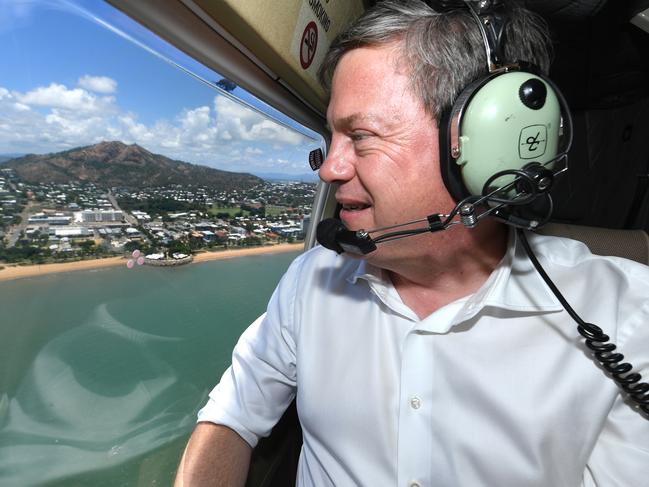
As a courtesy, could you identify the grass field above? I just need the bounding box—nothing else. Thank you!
[265,205,290,217]
[208,206,249,217]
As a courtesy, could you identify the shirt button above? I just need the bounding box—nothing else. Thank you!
[409,482,421,487]
[410,396,422,409]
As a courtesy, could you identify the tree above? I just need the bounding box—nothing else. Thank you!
[167,239,191,255]
[78,240,95,252]
[243,236,263,247]
[124,240,141,252]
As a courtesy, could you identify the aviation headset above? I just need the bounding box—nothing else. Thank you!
[433,0,572,227]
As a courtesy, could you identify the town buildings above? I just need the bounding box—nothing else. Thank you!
[0,170,315,264]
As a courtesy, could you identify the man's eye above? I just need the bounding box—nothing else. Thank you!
[350,132,370,141]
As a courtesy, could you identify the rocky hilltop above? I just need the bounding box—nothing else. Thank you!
[4,141,263,190]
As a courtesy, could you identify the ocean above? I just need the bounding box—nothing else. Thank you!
[0,251,300,486]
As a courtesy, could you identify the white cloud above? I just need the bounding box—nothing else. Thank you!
[214,96,307,145]
[16,83,115,114]
[0,82,319,174]
[78,75,117,94]
[119,115,151,140]
[180,106,210,130]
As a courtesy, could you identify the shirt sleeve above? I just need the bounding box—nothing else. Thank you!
[582,299,649,486]
[196,255,302,448]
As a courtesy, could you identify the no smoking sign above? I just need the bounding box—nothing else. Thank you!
[300,21,318,69]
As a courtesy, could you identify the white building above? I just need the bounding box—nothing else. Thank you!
[75,209,123,223]
[29,213,72,225]
[53,227,90,238]
[230,226,247,236]
[131,210,151,221]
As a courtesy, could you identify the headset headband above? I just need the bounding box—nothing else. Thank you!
[464,1,507,71]
[425,1,507,71]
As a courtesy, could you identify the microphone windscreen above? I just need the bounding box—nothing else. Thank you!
[316,218,345,253]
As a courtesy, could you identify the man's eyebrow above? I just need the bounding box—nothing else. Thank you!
[331,113,384,131]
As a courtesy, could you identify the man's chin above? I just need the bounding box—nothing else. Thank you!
[363,233,433,265]
[338,209,374,232]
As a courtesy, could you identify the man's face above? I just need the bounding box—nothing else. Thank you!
[320,43,457,262]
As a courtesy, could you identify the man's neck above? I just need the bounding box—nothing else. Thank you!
[385,222,508,320]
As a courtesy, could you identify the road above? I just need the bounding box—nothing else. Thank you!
[6,201,36,247]
[107,191,138,226]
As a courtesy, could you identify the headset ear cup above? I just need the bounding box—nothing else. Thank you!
[439,70,565,203]
[439,74,496,202]
[439,107,470,202]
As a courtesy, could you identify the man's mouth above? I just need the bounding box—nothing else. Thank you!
[342,203,370,211]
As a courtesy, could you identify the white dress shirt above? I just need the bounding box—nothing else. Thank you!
[198,231,649,487]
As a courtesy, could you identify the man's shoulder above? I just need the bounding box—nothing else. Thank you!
[525,232,649,344]
[285,244,363,285]
[273,246,371,316]
[529,231,649,281]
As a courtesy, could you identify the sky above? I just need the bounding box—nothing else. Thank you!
[0,0,323,177]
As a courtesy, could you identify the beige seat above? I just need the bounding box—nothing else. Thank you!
[536,223,649,265]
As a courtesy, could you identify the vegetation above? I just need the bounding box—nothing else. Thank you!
[166,239,192,255]
[208,206,249,218]
[265,205,290,217]
[118,197,206,214]
[0,243,51,264]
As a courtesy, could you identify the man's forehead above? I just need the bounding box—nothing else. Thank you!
[334,43,406,80]
[331,112,394,128]
[326,103,412,132]
[325,44,418,127]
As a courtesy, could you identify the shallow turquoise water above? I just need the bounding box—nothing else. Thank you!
[0,252,299,486]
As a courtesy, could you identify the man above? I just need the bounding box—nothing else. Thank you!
[175,1,649,486]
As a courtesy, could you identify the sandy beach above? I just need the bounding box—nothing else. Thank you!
[0,243,304,283]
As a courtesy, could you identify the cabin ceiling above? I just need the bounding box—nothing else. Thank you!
[358,0,649,110]
[532,0,649,110]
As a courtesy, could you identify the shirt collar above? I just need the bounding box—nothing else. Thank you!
[346,229,564,330]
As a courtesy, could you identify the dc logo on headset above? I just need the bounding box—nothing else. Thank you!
[519,125,548,159]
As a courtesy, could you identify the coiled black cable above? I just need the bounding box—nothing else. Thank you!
[518,229,649,416]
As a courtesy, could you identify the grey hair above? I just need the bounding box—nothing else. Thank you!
[318,0,552,123]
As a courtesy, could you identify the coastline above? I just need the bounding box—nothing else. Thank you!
[0,243,304,283]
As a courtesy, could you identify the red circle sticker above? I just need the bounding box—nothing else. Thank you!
[300,21,318,69]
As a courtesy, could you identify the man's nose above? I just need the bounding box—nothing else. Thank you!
[318,140,355,184]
